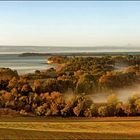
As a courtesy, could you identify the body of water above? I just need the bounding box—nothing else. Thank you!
[0,54,53,74]
[1,46,140,74]
[1,46,140,54]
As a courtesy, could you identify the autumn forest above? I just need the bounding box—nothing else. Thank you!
[0,55,140,117]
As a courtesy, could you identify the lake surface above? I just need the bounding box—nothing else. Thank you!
[0,54,53,74]
[0,46,140,74]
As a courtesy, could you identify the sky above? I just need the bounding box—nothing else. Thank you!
[0,1,140,47]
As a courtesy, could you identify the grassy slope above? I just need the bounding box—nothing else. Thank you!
[0,117,140,140]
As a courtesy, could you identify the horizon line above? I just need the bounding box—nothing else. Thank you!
[0,45,139,48]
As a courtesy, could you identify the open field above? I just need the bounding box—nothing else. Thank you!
[0,117,140,139]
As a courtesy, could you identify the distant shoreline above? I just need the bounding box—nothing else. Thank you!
[19,52,140,57]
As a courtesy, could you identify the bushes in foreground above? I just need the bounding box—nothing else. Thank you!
[0,88,140,117]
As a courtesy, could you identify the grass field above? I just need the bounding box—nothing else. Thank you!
[0,117,140,139]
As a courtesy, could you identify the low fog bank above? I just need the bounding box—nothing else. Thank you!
[114,62,128,71]
[91,84,140,103]
[117,85,140,101]
[63,85,140,103]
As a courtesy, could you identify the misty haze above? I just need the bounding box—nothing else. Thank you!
[0,1,140,140]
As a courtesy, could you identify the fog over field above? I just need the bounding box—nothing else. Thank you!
[91,85,140,103]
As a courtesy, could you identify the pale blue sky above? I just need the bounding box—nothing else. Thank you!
[0,1,140,46]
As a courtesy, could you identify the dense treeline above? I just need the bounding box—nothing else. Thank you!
[0,87,140,117]
[2,56,140,94]
[0,55,140,117]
